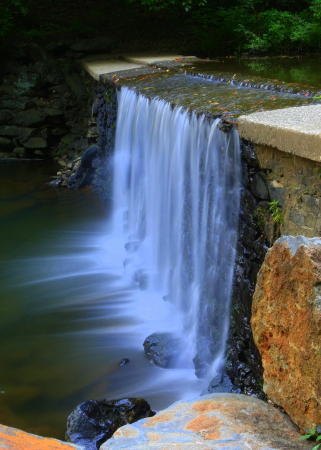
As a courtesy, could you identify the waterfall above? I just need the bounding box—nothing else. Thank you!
[111,87,241,382]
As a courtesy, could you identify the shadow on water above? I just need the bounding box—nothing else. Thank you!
[0,161,204,439]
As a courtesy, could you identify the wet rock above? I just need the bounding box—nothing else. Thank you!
[66,398,155,450]
[252,235,321,431]
[118,358,130,366]
[203,373,234,395]
[11,109,47,127]
[250,173,269,199]
[23,137,47,149]
[143,333,181,368]
[100,394,312,450]
[71,36,114,53]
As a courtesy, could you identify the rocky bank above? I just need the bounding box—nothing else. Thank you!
[252,235,321,432]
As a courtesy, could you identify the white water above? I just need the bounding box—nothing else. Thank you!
[0,89,241,437]
[112,87,241,381]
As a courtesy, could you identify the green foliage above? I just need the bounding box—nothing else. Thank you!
[269,200,284,225]
[0,0,29,37]
[300,428,321,450]
[127,0,206,11]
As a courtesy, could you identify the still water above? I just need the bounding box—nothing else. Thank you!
[0,161,204,439]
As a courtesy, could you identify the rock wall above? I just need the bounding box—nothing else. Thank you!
[248,141,321,241]
[252,235,321,431]
[227,138,321,400]
[226,140,268,398]
[0,41,98,166]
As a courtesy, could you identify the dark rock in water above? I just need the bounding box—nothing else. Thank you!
[202,373,233,395]
[118,358,130,366]
[66,397,155,450]
[68,146,99,189]
[143,333,181,368]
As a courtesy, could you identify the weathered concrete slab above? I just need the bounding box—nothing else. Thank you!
[0,423,83,450]
[238,105,321,162]
[82,53,198,81]
[101,393,311,450]
[122,53,197,65]
[82,56,144,81]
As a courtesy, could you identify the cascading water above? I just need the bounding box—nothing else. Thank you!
[112,87,241,382]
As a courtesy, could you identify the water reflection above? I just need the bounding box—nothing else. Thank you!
[0,161,204,439]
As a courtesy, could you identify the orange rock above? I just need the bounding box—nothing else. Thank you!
[0,423,82,450]
[252,235,321,431]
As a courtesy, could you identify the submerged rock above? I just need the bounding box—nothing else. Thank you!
[66,398,155,450]
[203,373,233,395]
[252,235,321,431]
[143,333,181,368]
[100,393,311,450]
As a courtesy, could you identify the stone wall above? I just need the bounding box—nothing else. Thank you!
[227,137,321,398]
[0,41,98,166]
[250,142,321,239]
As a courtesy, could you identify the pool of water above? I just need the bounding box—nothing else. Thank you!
[179,55,321,94]
[0,161,204,439]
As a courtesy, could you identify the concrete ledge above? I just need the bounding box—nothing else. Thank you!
[82,56,144,81]
[238,105,321,162]
[82,53,197,81]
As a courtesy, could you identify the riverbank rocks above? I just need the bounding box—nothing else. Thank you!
[0,40,98,162]
[252,235,321,431]
[66,398,155,450]
[100,393,311,449]
[0,423,83,450]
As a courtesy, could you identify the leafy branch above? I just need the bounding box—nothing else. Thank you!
[300,429,321,450]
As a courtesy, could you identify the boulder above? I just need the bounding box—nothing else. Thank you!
[66,398,155,450]
[100,393,312,450]
[143,332,181,368]
[0,423,82,450]
[71,36,114,53]
[251,235,321,431]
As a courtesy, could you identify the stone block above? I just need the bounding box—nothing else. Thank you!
[23,137,47,148]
